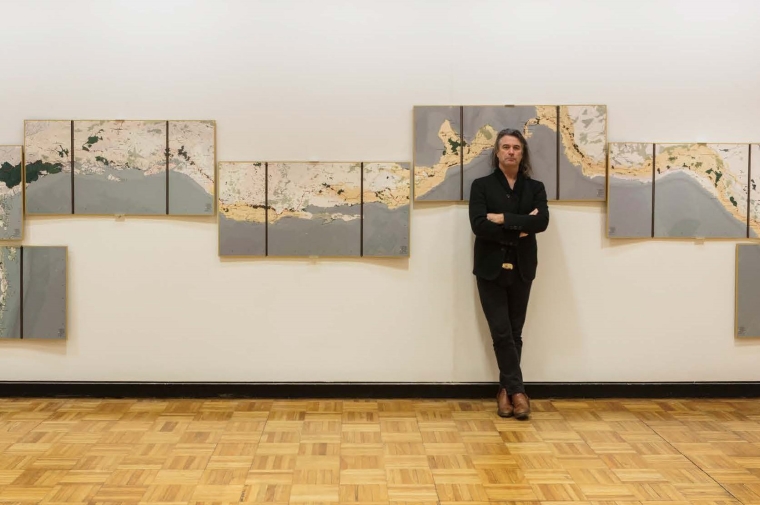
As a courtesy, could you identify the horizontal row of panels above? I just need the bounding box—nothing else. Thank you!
[608,143,759,238]
[414,105,607,202]
[218,162,410,257]
[0,246,67,339]
[24,120,215,216]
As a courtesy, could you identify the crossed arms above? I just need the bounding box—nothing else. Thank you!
[468,179,550,245]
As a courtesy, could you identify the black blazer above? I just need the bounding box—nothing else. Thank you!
[469,170,550,282]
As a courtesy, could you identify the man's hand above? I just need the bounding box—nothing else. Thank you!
[486,213,504,225]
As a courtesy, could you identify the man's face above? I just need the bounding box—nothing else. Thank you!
[497,135,523,170]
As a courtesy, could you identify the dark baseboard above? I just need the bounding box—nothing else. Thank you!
[0,382,759,399]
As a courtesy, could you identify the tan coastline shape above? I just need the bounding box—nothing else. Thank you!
[558,105,606,178]
[363,163,410,210]
[219,162,266,224]
[221,203,266,224]
[525,105,558,137]
[414,120,463,199]
[268,162,361,225]
[610,143,653,180]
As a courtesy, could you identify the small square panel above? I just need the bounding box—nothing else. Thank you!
[218,162,266,257]
[362,162,410,257]
[169,120,216,215]
[654,143,748,238]
[22,246,67,340]
[607,143,653,238]
[749,144,760,238]
[736,244,760,338]
[267,162,361,257]
[24,120,72,215]
[73,120,166,215]
[559,105,607,200]
[0,246,21,339]
[414,106,462,202]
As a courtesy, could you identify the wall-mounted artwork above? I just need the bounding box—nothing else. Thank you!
[654,144,749,239]
[0,146,23,240]
[736,244,760,338]
[559,105,607,200]
[74,120,167,215]
[25,120,215,216]
[22,246,67,339]
[413,106,462,202]
[0,246,66,340]
[24,120,72,215]
[750,144,759,238]
[413,104,607,202]
[607,143,654,238]
[218,162,266,256]
[0,246,21,339]
[169,120,215,215]
[218,161,411,257]
[268,162,362,257]
[363,162,410,257]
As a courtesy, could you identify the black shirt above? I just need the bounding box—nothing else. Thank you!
[494,169,524,266]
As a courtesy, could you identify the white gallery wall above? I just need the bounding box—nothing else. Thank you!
[0,0,759,382]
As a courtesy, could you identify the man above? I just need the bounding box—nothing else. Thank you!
[468,128,550,420]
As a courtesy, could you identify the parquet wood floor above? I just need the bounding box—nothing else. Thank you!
[0,398,758,504]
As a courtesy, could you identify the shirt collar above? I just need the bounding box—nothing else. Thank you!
[494,168,524,193]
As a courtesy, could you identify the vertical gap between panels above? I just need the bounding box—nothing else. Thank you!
[19,247,24,340]
[360,162,364,257]
[166,121,170,215]
[651,144,656,238]
[747,144,752,239]
[459,106,464,201]
[556,106,561,201]
[70,121,75,214]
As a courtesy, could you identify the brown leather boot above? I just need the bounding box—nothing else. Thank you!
[511,393,531,420]
[496,388,513,418]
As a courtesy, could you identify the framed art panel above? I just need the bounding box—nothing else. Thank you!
[24,120,72,215]
[73,120,167,215]
[558,105,607,201]
[218,162,266,257]
[413,106,462,202]
[654,143,748,239]
[362,162,410,257]
[0,246,21,339]
[168,120,216,215]
[22,246,67,340]
[267,162,361,257]
[736,244,760,338]
[607,143,654,238]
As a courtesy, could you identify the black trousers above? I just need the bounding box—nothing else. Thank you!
[476,267,533,394]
